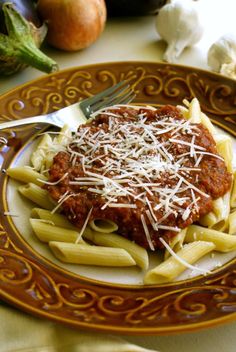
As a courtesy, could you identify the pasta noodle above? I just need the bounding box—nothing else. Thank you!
[229,210,236,235]
[54,124,72,145]
[83,229,149,270]
[49,241,136,266]
[89,219,118,233]
[198,212,218,228]
[199,111,216,135]
[6,166,47,186]
[31,208,76,229]
[144,241,215,284]
[31,133,53,172]
[187,98,202,123]
[199,191,231,232]
[185,225,236,252]
[231,171,236,208]
[30,207,147,268]
[164,229,187,260]
[215,135,233,172]
[31,124,72,173]
[30,218,81,243]
[18,183,54,210]
[6,97,236,284]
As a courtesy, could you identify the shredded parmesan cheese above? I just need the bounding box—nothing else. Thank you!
[141,214,155,251]
[3,211,19,217]
[75,207,93,244]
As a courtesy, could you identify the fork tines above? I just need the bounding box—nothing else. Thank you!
[80,81,135,118]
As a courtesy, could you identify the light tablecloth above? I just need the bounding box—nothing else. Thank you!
[0,302,157,352]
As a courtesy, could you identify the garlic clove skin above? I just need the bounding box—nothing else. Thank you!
[207,34,236,78]
[220,63,236,79]
[156,0,204,63]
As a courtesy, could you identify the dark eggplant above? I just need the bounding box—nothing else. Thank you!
[0,2,58,75]
[105,0,167,16]
[0,0,41,33]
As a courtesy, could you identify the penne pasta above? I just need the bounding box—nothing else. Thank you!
[6,167,47,186]
[31,208,77,229]
[187,98,202,123]
[185,225,236,252]
[83,229,149,270]
[229,210,236,235]
[176,105,189,119]
[31,133,53,172]
[30,218,79,243]
[214,134,233,172]
[185,98,216,135]
[144,241,215,284]
[212,219,229,233]
[18,183,54,210]
[164,229,187,260]
[231,171,236,208]
[199,192,231,232]
[183,98,216,134]
[54,124,72,145]
[212,192,231,232]
[31,127,71,173]
[89,219,118,233]
[200,112,216,135]
[30,217,89,245]
[49,241,136,266]
[199,211,218,228]
[212,192,231,222]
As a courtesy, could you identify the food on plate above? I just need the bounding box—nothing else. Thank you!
[0,2,58,75]
[37,0,107,51]
[44,104,232,250]
[7,98,236,284]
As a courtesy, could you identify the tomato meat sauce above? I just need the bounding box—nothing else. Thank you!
[45,105,232,250]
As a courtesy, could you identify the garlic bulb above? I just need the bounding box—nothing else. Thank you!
[207,34,236,79]
[155,0,204,63]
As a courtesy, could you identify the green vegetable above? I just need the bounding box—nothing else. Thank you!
[0,3,58,75]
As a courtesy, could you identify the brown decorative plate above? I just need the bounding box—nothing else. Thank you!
[0,61,236,335]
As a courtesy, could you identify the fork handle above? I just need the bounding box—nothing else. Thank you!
[0,115,48,131]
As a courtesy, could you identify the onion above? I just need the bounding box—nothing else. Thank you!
[37,0,107,51]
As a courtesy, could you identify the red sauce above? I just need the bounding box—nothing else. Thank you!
[46,105,232,250]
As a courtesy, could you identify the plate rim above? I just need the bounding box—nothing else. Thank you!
[1,60,236,335]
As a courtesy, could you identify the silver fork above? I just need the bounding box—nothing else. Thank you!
[0,81,135,132]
